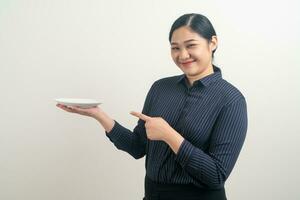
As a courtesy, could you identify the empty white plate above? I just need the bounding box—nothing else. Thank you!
[55,98,101,108]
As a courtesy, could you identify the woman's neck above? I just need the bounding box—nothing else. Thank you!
[187,65,214,86]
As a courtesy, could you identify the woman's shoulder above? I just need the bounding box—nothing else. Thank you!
[146,75,181,94]
[155,74,183,84]
[214,79,246,106]
[149,75,183,89]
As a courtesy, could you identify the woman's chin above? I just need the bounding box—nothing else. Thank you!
[182,68,197,76]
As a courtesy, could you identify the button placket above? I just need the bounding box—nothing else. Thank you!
[178,87,194,137]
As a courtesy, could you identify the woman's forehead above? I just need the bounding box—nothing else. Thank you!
[171,27,204,43]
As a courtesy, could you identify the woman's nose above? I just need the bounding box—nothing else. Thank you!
[179,49,190,60]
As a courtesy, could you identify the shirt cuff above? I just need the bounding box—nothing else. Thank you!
[105,120,123,143]
[175,139,195,168]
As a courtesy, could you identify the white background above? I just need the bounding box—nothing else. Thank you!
[0,0,299,199]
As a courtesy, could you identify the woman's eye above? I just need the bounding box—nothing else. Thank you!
[187,44,196,48]
[171,47,179,50]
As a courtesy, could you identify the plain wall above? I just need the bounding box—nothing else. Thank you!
[1,0,299,199]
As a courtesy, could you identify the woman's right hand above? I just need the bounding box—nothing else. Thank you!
[56,104,115,133]
[56,104,103,119]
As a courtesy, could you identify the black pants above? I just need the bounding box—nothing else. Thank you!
[143,176,227,200]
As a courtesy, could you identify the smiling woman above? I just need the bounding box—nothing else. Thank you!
[169,14,218,87]
[57,13,247,200]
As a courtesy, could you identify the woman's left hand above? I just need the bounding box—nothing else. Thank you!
[130,111,174,141]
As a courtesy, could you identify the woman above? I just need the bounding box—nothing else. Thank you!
[57,13,247,200]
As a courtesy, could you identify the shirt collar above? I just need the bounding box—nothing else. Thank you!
[177,65,222,87]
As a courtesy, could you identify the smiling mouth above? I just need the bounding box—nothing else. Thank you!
[180,60,196,66]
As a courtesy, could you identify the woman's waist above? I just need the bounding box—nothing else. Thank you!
[145,175,224,192]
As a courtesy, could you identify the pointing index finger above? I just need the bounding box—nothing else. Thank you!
[130,111,151,121]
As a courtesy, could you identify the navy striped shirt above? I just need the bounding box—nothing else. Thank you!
[106,66,247,189]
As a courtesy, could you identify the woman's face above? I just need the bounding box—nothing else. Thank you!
[170,26,217,82]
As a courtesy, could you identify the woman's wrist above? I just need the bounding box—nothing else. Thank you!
[164,128,184,154]
[92,108,106,120]
[93,110,115,133]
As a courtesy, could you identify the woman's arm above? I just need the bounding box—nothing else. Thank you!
[57,103,149,159]
[56,104,115,133]
[56,82,158,159]
[93,109,115,133]
[165,98,248,188]
[59,83,156,159]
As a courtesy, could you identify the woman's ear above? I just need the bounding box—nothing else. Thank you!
[210,36,218,51]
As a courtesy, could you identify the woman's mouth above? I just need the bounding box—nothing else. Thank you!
[180,60,195,67]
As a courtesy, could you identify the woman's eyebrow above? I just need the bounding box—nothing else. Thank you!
[171,39,198,45]
[184,39,198,43]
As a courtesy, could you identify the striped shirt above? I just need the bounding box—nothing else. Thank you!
[106,66,247,189]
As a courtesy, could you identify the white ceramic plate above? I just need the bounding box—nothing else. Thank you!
[55,98,101,108]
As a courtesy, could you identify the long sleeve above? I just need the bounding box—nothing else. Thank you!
[175,97,248,188]
[105,82,157,159]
